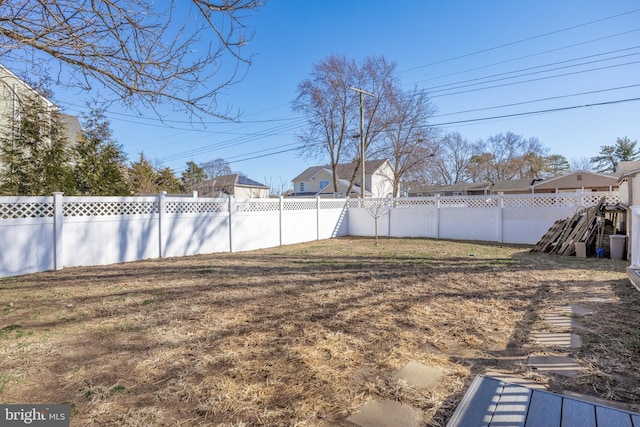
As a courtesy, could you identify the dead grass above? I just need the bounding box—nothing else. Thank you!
[0,237,637,426]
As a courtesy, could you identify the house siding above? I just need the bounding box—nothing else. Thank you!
[291,160,394,198]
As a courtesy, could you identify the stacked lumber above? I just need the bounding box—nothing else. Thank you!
[531,198,605,256]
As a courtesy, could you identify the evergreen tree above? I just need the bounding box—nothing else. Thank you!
[156,166,182,193]
[545,154,571,176]
[0,94,73,195]
[591,137,639,173]
[74,105,128,195]
[128,152,159,194]
[181,161,208,188]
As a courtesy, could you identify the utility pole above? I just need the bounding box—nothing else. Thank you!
[350,87,375,198]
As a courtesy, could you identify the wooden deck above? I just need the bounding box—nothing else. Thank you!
[447,375,640,427]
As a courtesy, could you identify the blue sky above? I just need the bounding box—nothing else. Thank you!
[56,1,640,189]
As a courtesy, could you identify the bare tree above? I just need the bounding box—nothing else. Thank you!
[294,55,409,196]
[382,88,437,196]
[428,132,474,185]
[468,132,548,183]
[571,157,593,172]
[293,54,358,194]
[344,56,399,195]
[200,158,234,178]
[264,176,292,197]
[0,0,263,119]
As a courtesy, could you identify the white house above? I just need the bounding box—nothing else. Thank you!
[290,159,394,198]
[0,63,82,150]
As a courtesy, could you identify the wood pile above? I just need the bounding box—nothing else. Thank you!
[531,198,606,256]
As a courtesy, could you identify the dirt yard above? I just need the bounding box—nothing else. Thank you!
[0,237,638,426]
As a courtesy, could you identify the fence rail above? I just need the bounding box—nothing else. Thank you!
[0,191,621,278]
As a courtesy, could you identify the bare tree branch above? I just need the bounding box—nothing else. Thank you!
[0,0,263,120]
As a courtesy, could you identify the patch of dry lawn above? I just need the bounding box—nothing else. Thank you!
[0,237,636,426]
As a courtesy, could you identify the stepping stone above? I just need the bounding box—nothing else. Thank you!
[346,399,420,427]
[541,313,578,329]
[584,296,615,303]
[394,361,444,389]
[550,304,591,317]
[527,355,581,377]
[569,304,591,316]
[530,332,582,349]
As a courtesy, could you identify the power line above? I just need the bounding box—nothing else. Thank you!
[428,97,640,127]
[429,59,640,98]
[424,46,640,91]
[157,119,306,163]
[408,28,640,84]
[400,8,640,73]
[431,83,640,118]
[169,96,640,172]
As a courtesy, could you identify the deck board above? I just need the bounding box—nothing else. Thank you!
[447,376,640,427]
[489,384,531,426]
[525,390,561,427]
[561,398,596,427]
[447,376,504,426]
[596,405,633,427]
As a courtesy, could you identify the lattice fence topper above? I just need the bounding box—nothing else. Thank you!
[581,192,621,206]
[354,199,393,210]
[392,198,437,208]
[64,200,159,217]
[502,192,621,208]
[0,200,54,219]
[283,200,318,211]
[165,200,227,214]
[439,197,499,208]
[235,199,280,213]
[319,200,348,210]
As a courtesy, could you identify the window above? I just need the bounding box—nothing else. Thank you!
[577,174,583,181]
[299,182,304,192]
[319,180,329,190]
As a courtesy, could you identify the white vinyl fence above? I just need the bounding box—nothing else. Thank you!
[0,191,620,278]
[348,191,620,244]
[0,193,349,278]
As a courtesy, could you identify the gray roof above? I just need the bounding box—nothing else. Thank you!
[492,178,541,192]
[436,181,492,193]
[190,174,268,192]
[292,159,389,182]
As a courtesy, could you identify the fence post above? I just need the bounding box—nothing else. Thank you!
[53,192,64,270]
[316,196,321,240]
[158,191,166,258]
[497,192,504,243]
[228,195,234,253]
[387,197,392,237]
[279,196,284,246]
[436,194,441,239]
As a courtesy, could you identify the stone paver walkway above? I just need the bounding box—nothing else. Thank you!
[395,361,445,389]
[526,304,586,378]
[344,300,607,425]
[346,362,445,427]
[346,399,421,427]
[527,354,582,377]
